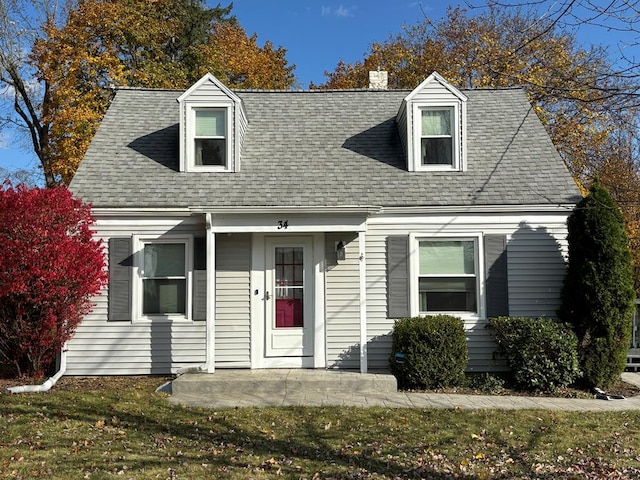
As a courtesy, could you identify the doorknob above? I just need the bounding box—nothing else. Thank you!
[264,291,271,301]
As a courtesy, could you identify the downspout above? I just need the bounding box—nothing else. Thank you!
[7,345,67,394]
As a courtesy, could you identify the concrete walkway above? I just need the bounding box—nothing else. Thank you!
[167,370,640,411]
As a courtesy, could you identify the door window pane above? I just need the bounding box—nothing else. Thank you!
[274,246,304,327]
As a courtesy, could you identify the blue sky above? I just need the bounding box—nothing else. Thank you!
[1,1,637,177]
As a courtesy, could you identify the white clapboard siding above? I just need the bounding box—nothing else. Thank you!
[215,233,251,368]
[66,216,207,375]
[325,233,361,369]
[364,212,570,371]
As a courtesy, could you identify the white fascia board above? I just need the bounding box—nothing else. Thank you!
[190,205,382,215]
[375,204,575,216]
[92,207,194,216]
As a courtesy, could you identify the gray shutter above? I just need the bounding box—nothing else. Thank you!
[387,235,410,318]
[192,237,207,321]
[485,234,509,317]
[108,237,133,321]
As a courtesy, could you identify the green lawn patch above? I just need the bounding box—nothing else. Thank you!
[1,377,640,479]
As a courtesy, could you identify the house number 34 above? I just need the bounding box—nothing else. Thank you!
[277,220,289,230]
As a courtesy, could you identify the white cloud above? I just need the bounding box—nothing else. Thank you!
[321,5,356,18]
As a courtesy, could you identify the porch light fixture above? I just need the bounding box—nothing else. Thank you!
[336,240,346,261]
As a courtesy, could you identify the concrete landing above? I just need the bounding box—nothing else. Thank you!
[171,369,397,398]
[167,370,640,411]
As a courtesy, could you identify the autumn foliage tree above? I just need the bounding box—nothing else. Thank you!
[0,184,108,377]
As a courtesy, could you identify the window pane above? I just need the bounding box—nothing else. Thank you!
[419,241,475,275]
[419,277,476,312]
[195,138,225,166]
[144,244,185,277]
[422,109,451,136]
[143,279,186,314]
[195,109,225,137]
[421,137,452,165]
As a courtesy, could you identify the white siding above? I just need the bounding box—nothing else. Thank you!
[187,80,235,102]
[215,233,251,368]
[364,212,570,372]
[507,227,569,317]
[66,216,208,375]
[325,233,361,369]
[395,100,408,161]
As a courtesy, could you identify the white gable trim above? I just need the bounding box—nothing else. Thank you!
[404,71,468,103]
[177,72,242,104]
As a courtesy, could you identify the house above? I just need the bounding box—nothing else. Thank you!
[67,71,581,375]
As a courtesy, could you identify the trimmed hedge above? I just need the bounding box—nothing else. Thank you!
[389,315,468,390]
[488,316,581,391]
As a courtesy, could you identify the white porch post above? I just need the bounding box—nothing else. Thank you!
[205,213,216,373]
[359,231,368,373]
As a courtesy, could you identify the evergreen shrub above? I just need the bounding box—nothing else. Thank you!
[389,315,468,390]
[488,316,581,391]
[559,180,635,388]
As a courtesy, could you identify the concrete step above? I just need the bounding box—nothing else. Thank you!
[171,369,397,396]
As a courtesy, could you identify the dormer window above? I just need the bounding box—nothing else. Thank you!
[421,108,453,166]
[399,72,467,173]
[177,73,248,173]
[186,105,231,171]
[195,108,226,166]
[413,103,461,171]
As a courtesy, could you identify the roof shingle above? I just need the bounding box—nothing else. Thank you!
[70,87,581,208]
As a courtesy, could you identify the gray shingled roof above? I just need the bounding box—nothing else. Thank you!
[70,87,581,208]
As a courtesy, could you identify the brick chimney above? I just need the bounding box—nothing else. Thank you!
[368,70,388,90]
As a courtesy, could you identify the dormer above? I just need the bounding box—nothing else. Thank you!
[177,73,248,172]
[397,72,468,172]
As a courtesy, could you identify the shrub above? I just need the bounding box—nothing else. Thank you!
[466,372,506,394]
[559,180,635,388]
[389,315,468,390]
[0,184,108,377]
[488,316,580,391]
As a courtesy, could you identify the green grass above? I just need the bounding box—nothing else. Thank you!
[1,377,640,479]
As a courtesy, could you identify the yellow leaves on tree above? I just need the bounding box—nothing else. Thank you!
[32,2,128,185]
[30,0,295,185]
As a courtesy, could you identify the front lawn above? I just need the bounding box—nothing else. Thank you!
[1,377,640,479]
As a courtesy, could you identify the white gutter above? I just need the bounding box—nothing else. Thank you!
[7,346,67,394]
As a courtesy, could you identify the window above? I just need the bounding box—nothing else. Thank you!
[140,241,188,317]
[418,239,477,313]
[194,108,226,167]
[421,109,453,165]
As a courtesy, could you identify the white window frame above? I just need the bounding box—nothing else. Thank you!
[132,235,194,322]
[413,103,462,172]
[186,104,232,172]
[409,233,484,320]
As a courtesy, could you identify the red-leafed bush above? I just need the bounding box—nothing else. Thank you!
[0,183,108,377]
